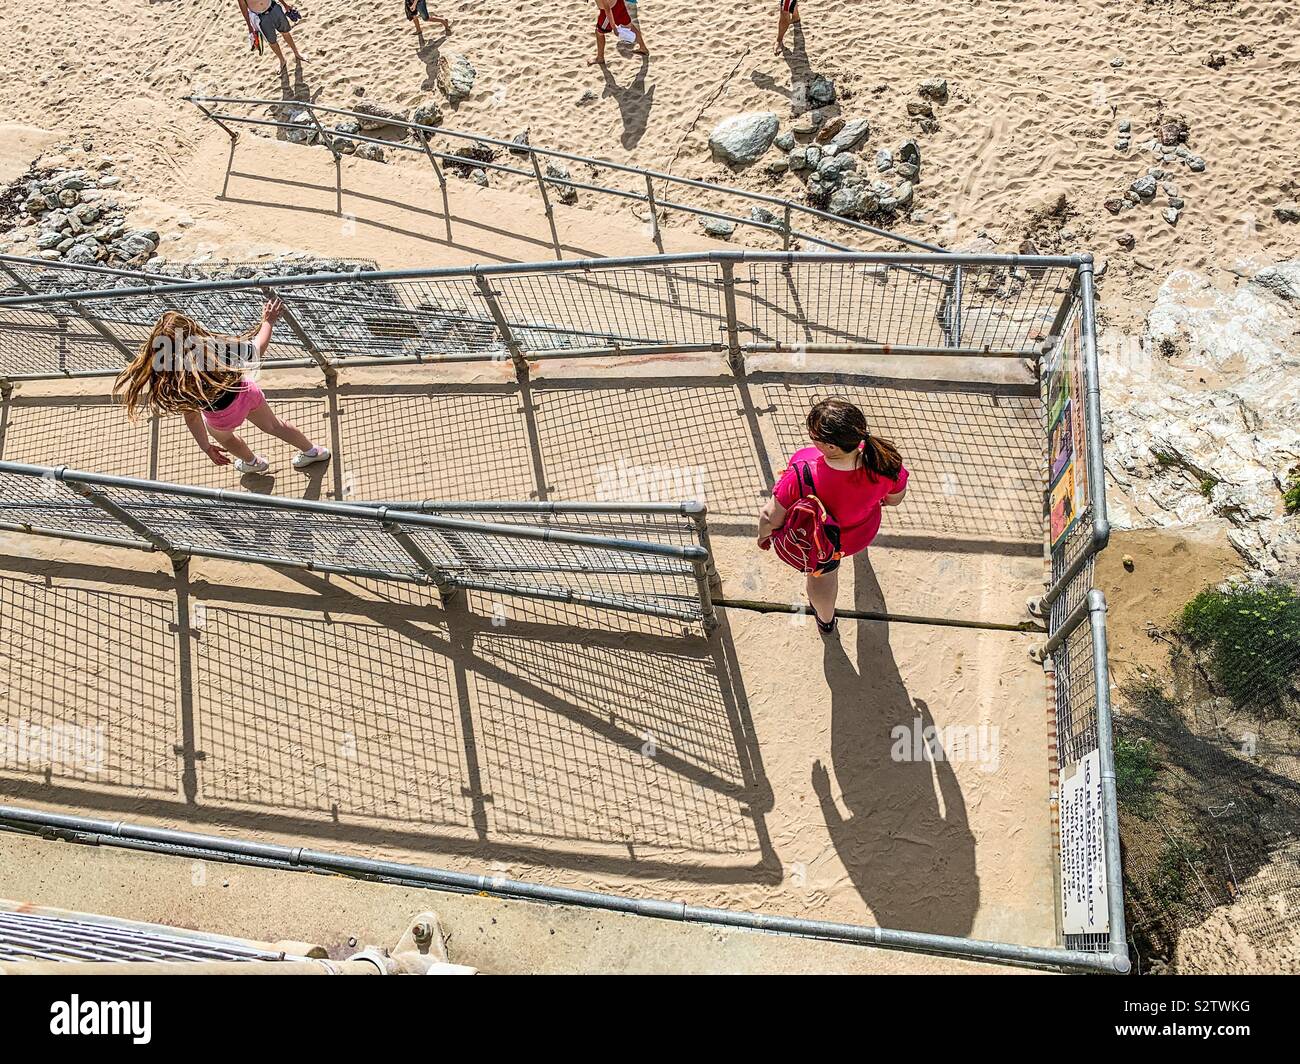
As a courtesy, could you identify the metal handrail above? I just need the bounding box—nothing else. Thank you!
[183,94,945,257]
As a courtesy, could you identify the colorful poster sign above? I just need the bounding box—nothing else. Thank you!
[1046,313,1089,550]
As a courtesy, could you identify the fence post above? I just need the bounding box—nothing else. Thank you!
[716,260,744,375]
[0,261,136,364]
[684,503,720,588]
[377,512,459,600]
[781,204,792,252]
[189,98,240,143]
[258,285,335,381]
[528,150,564,261]
[949,265,964,347]
[643,174,661,245]
[473,273,530,380]
[693,556,720,632]
[302,107,341,160]
[414,127,453,243]
[62,480,188,563]
[1087,589,1128,961]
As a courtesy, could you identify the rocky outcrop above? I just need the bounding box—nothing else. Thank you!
[1103,262,1300,575]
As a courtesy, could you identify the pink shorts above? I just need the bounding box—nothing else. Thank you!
[201,378,266,432]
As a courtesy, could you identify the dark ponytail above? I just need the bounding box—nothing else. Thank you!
[807,397,903,481]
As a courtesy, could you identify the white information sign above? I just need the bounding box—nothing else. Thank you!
[1059,748,1109,936]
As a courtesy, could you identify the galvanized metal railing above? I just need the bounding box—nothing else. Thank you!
[0,250,1083,386]
[0,461,718,628]
[184,95,944,261]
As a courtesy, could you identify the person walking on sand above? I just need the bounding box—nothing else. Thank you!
[590,0,649,66]
[114,300,331,476]
[405,0,451,35]
[238,0,306,66]
[775,0,801,54]
[756,398,908,634]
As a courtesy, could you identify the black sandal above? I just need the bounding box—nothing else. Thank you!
[814,610,837,635]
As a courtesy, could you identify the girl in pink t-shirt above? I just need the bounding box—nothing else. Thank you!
[757,398,909,634]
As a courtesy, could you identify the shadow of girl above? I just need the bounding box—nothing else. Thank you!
[813,551,980,936]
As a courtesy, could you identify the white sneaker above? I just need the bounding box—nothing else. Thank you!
[235,455,270,474]
[292,446,331,470]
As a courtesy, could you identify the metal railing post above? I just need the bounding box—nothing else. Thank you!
[302,106,340,159]
[950,265,964,347]
[781,204,793,252]
[473,273,530,380]
[693,556,720,632]
[190,98,240,143]
[1087,589,1128,962]
[378,512,458,599]
[684,502,719,588]
[259,285,335,381]
[528,150,564,261]
[62,480,188,562]
[716,259,744,374]
[414,127,453,243]
[1078,258,1109,554]
[643,174,661,245]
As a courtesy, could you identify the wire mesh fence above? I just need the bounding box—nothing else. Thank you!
[1035,261,1123,961]
[0,461,716,627]
[0,251,1083,384]
[1115,573,1300,971]
[0,907,306,964]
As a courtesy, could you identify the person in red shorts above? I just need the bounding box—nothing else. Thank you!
[590,0,649,66]
[757,398,909,634]
[776,0,802,55]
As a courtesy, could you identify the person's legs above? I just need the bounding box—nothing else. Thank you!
[806,567,839,626]
[590,29,606,65]
[776,11,791,53]
[245,400,318,451]
[280,28,303,60]
[207,426,258,464]
[632,23,649,54]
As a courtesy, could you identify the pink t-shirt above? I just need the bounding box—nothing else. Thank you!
[773,447,909,557]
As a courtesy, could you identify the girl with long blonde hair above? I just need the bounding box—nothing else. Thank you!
[114,299,330,475]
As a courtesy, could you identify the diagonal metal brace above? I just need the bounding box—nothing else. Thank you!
[64,481,188,562]
[378,511,459,599]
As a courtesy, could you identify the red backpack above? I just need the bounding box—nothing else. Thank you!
[761,460,843,574]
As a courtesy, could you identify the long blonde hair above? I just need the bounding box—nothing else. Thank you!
[113,312,253,420]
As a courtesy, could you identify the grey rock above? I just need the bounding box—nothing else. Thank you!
[828,184,877,219]
[1110,56,1125,68]
[874,148,893,172]
[56,237,74,252]
[906,100,934,118]
[354,143,387,162]
[24,193,50,214]
[898,139,921,166]
[63,241,100,266]
[750,206,779,225]
[791,111,823,135]
[822,142,839,157]
[1188,156,1207,172]
[766,157,790,175]
[708,112,780,165]
[893,161,919,182]
[1274,201,1300,223]
[576,88,598,106]
[1168,196,1185,209]
[808,75,836,107]
[1252,262,1300,302]
[831,117,871,152]
[1163,206,1181,226]
[1117,232,1136,250]
[412,102,445,128]
[470,168,488,187]
[774,131,796,152]
[787,147,809,171]
[57,189,79,208]
[804,144,822,169]
[353,100,409,133]
[1118,119,1131,132]
[98,175,121,188]
[1130,175,1158,199]
[893,180,915,211]
[701,216,736,238]
[510,128,531,155]
[817,152,858,180]
[544,162,578,205]
[918,78,949,103]
[437,52,477,102]
[35,230,63,250]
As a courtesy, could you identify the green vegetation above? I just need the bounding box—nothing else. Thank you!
[1199,475,1219,499]
[1180,583,1300,719]
[1113,732,1159,819]
[1149,838,1203,909]
[1284,467,1300,516]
